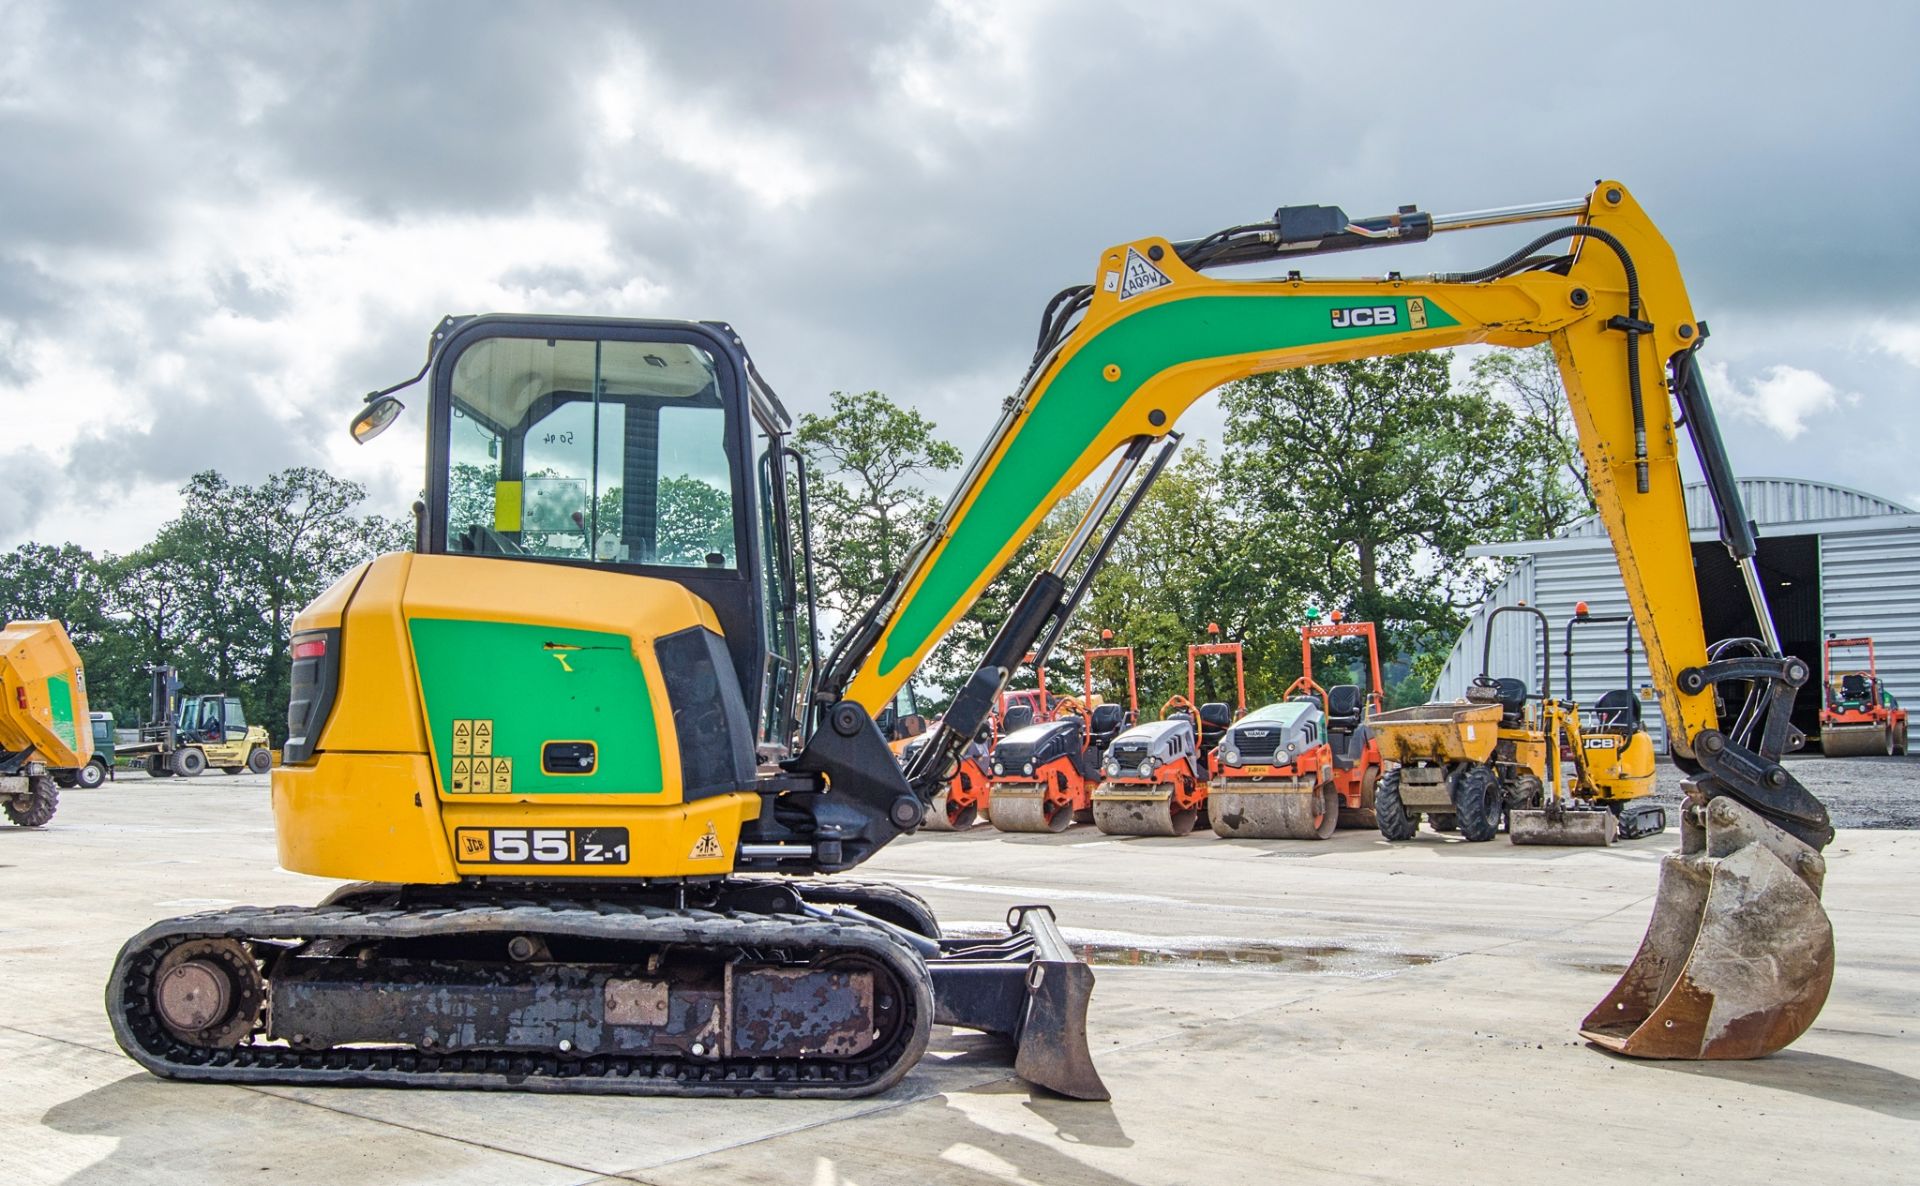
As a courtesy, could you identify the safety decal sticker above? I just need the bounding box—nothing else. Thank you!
[689,822,725,860]
[448,719,509,794]
[1117,247,1171,300]
[453,718,494,756]
[1102,270,1120,293]
[1407,297,1429,329]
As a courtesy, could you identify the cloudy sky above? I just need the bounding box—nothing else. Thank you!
[3,0,1916,553]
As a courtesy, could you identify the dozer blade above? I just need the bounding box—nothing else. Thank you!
[1581,796,1833,1059]
[926,905,1109,1100]
[1510,805,1617,846]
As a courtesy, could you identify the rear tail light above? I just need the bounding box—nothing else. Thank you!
[284,629,341,764]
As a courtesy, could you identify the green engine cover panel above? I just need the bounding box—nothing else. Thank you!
[408,617,664,796]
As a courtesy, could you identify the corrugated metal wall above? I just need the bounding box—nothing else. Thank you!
[1557,478,1910,538]
[1432,479,1920,753]
[1431,547,1670,746]
[1819,527,1920,706]
[1431,564,1533,701]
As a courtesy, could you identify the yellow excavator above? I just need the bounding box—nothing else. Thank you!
[107,180,1834,1100]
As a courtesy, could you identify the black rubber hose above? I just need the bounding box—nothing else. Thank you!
[1445,225,1650,493]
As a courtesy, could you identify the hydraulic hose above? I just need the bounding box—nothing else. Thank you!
[1444,225,1651,493]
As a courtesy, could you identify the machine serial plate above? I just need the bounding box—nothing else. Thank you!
[454,827,631,865]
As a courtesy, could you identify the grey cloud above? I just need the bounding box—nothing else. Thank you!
[3,0,1919,546]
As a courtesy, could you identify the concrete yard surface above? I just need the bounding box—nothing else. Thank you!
[2,772,1915,1185]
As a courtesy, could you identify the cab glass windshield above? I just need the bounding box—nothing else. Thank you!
[441,335,737,568]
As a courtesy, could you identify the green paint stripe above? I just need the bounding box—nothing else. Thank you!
[46,674,76,752]
[409,617,664,795]
[878,294,1457,672]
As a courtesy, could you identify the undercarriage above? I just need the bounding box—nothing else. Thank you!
[108,879,1106,1100]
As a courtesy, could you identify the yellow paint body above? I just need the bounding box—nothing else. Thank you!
[845,182,1718,766]
[0,619,90,768]
[273,553,760,883]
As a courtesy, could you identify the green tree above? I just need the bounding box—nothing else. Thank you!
[794,390,962,622]
[1467,344,1594,539]
[1219,352,1546,704]
[1067,446,1311,712]
[0,542,96,626]
[154,468,409,738]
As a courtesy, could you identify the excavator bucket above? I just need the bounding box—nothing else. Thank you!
[925,905,1109,1099]
[1510,803,1617,846]
[1581,795,1833,1059]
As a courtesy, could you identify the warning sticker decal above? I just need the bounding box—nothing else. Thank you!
[689,822,724,860]
[1117,247,1171,301]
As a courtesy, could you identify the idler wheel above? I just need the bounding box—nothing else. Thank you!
[152,938,264,1048]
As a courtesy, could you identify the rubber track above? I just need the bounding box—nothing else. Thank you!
[107,898,935,1099]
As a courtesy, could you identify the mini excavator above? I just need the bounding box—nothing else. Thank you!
[108,181,1834,1101]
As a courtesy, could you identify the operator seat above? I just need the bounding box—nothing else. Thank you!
[1325,684,1365,762]
[1593,689,1643,733]
[1492,677,1528,726]
[1003,704,1035,732]
[1196,702,1233,755]
[1088,703,1126,751]
[1840,673,1872,705]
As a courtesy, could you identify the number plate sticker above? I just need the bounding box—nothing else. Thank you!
[455,827,631,865]
[1242,765,1271,776]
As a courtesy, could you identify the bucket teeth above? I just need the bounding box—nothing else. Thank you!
[1581,796,1833,1059]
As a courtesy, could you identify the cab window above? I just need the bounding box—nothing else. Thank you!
[443,336,738,569]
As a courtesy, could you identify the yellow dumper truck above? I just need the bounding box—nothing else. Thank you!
[0,619,92,826]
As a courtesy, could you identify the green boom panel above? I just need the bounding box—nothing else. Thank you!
[877,293,1458,671]
[408,617,664,795]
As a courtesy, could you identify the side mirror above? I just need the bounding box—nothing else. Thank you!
[350,395,406,444]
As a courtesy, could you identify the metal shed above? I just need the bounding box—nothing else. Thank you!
[1429,478,1920,750]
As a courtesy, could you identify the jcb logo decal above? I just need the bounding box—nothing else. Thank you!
[1331,305,1397,329]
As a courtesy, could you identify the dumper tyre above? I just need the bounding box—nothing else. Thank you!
[171,747,207,778]
[1374,769,1417,841]
[76,759,107,790]
[5,775,58,827]
[1451,764,1500,842]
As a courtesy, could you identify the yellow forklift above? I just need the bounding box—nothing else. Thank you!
[118,665,273,777]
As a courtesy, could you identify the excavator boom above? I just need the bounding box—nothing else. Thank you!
[818,180,1832,1060]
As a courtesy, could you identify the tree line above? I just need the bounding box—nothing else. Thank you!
[795,347,1590,715]
[0,468,408,739]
